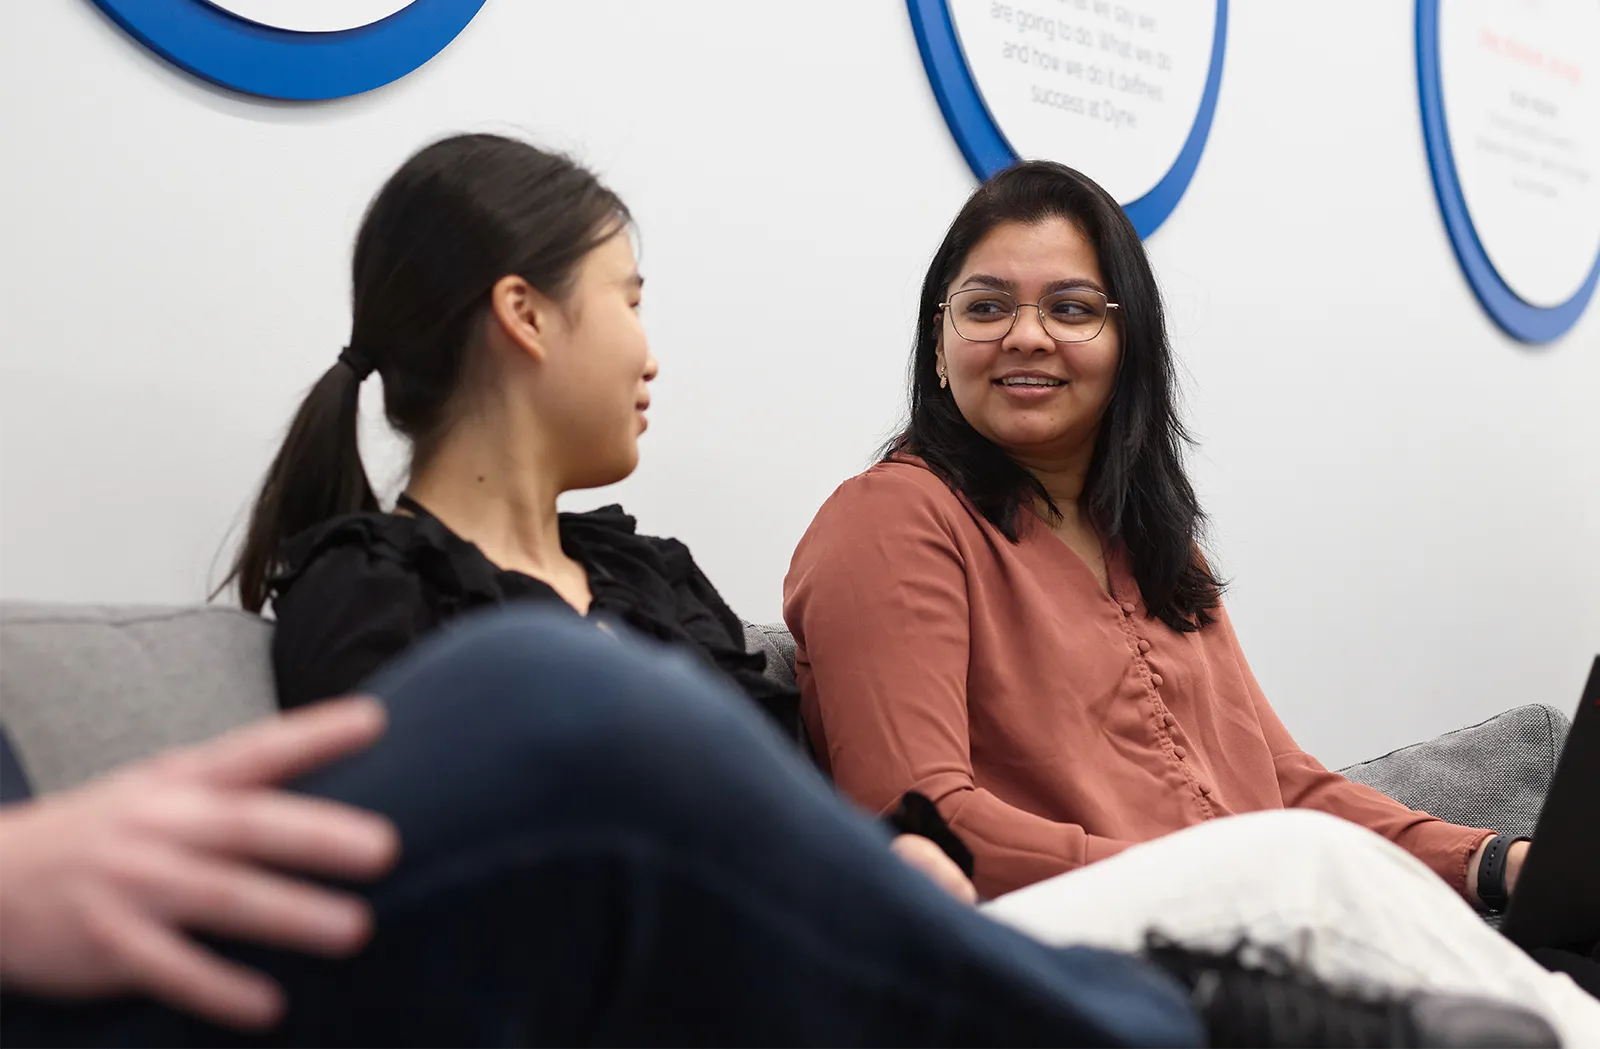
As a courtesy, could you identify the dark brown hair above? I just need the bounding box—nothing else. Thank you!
[224,133,629,612]
[886,160,1223,631]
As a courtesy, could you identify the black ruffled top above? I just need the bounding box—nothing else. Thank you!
[267,501,800,739]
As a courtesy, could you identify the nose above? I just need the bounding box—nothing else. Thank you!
[643,353,660,382]
[1002,304,1056,355]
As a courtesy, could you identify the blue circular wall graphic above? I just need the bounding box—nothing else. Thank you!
[90,0,488,101]
[1416,0,1600,345]
[907,0,1227,238]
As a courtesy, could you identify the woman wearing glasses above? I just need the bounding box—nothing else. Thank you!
[784,161,1596,1022]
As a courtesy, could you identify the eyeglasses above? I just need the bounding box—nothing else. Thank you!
[939,288,1120,344]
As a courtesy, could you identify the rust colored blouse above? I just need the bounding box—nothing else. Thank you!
[783,460,1492,900]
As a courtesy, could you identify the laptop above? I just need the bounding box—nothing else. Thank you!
[1500,656,1600,951]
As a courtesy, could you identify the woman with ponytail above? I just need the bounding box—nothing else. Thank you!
[225,132,988,908]
[225,133,802,729]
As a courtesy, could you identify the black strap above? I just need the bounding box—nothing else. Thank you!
[1478,834,1531,913]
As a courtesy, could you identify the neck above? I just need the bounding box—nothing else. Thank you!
[404,415,567,575]
[1015,442,1093,520]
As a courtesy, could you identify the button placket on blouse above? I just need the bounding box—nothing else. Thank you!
[1172,722,1215,816]
[1120,612,1214,818]
[1120,602,1163,692]
[1121,614,1173,744]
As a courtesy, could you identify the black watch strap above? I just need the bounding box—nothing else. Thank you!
[1478,834,1529,913]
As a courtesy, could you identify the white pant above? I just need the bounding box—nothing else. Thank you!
[982,810,1600,1046]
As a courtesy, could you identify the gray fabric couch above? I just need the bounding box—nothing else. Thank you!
[0,604,1569,843]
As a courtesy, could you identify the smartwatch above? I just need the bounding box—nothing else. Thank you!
[1477,834,1530,913]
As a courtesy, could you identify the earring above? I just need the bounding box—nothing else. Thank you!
[938,368,948,389]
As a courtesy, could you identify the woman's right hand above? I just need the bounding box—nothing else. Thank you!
[0,697,399,1030]
[891,833,979,905]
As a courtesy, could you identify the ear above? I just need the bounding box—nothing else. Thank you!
[933,332,947,379]
[488,275,555,363]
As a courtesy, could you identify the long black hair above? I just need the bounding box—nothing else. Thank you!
[886,160,1223,632]
[224,133,630,612]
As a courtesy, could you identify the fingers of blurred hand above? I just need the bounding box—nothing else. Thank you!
[149,697,387,789]
[117,844,374,958]
[86,895,286,1031]
[890,834,979,905]
[141,789,397,881]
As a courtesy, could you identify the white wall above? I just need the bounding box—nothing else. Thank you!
[1,0,1595,768]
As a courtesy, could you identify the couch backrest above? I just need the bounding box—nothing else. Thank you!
[3,601,1569,845]
[1,602,800,794]
[0,604,276,793]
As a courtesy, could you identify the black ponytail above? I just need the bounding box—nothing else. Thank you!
[221,133,628,612]
[228,361,376,611]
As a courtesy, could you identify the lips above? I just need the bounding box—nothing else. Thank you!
[995,376,1066,387]
[993,369,1067,387]
[989,370,1068,402]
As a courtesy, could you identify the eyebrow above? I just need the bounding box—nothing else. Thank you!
[958,273,1106,295]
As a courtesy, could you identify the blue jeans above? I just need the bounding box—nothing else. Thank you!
[3,608,1200,1047]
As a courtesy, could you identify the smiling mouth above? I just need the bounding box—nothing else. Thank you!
[994,377,1066,387]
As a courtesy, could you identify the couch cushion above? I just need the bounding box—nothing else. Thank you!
[0,604,275,794]
[1338,704,1569,839]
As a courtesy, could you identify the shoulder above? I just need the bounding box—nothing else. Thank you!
[807,458,973,540]
[847,457,963,501]
[562,503,729,622]
[269,513,409,604]
[268,513,466,709]
[561,505,785,719]
[787,459,976,601]
[560,504,695,583]
[269,512,471,610]
[268,511,476,668]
